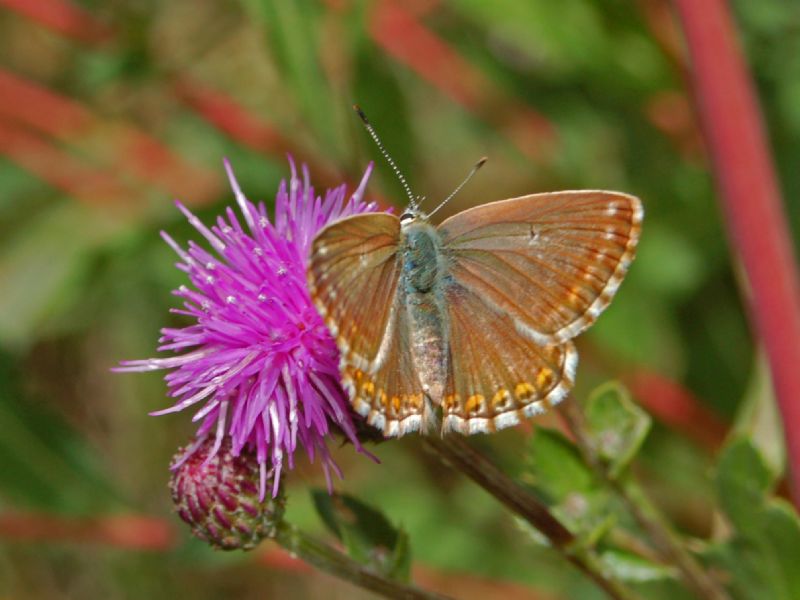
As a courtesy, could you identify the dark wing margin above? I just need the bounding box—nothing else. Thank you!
[438,191,642,345]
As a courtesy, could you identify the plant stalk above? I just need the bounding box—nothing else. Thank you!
[673,0,800,507]
[558,397,730,600]
[424,435,639,600]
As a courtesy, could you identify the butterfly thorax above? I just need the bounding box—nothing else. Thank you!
[399,219,449,427]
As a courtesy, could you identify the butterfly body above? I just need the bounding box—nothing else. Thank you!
[400,217,450,430]
[308,190,643,438]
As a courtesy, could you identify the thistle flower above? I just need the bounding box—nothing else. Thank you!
[117,159,379,499]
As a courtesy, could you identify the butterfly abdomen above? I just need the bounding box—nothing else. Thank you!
[400,222,449,426]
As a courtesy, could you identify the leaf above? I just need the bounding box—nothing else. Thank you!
[710,437,800,599]
[715,437,773,532]
[311,490,411,581]
[527,428,593,502]
[526,428,614,544]
[732,350,785,475]
[584,382,651,478]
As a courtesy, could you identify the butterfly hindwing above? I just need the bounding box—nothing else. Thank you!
[308,213,402,373]
[438,191,642,345]
[342,287,425,436]
[441,280,577,434]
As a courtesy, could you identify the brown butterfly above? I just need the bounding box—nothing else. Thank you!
[307,109,642,437]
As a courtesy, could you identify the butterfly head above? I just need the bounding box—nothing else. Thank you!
[399,207,425,229]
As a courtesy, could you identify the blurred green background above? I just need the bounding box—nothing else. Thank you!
[0,0,797,598]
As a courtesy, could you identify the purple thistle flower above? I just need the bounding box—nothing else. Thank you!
[117,159,379,499]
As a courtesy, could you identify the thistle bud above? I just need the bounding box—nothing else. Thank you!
[170,438,285,550]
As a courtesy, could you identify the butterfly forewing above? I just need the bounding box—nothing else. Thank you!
[442,281,577,434]
[438,191,642,345]
[307,213,401,373]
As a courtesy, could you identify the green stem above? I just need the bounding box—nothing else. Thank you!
[273,522,451,600]
[558,396,730,600]
[424,435,640,600]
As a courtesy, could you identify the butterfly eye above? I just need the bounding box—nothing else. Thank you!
[400,212,415,223]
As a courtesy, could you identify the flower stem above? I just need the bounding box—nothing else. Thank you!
[424,435,639,600]
[274,521,451,600]
[673,0,800,507]
[558,397,730,600]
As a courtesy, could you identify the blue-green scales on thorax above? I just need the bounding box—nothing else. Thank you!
[399,217,450,420]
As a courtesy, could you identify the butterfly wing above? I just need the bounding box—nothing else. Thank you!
[442,280,577,434]
[341,287,425,436]
[307,212,402,373]
[438,191,642,345]
[308,212,425,435]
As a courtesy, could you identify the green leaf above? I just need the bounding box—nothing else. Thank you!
[599,549,677,583]
[527,428,593,502]
[732,350,785,475]
[526,428,614,544]
[710,437,800,599]
[715,437,774,532]
[311,490,411,581]
[584,382,651,478]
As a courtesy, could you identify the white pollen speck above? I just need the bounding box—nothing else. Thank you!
[221,226,233,234]
[179,285,188,293]
[277,266,287,276]
[206,275,215,284]
[253,247,264,256]
[258,294,267,302]
[259,216,269,228]
[206,262,216,270]
[226,295,236,304]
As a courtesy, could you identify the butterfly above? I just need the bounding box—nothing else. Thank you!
[307,109,642,437]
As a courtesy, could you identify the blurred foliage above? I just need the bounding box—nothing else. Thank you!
[0,0,798,598]
[312,490,412,581]
[709,438,800,600]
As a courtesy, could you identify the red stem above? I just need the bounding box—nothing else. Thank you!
[673,0,800,505]
[0,511,176,550]
[0,68,221,206]
[0,0,114,44]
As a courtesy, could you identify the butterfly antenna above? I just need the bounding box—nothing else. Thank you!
[426,157,488,219]
[353,105,418,209]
